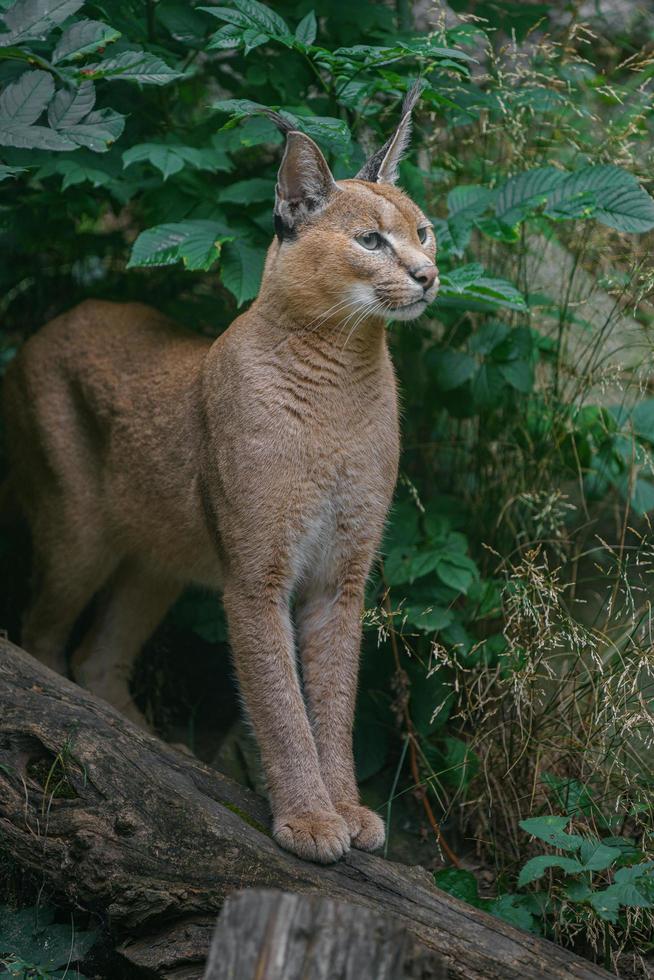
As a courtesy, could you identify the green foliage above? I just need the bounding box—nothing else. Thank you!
[436,817,654,939]
[0,903,97,978]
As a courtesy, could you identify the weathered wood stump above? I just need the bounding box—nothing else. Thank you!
[0,639,616,979]
[202,889,447,979]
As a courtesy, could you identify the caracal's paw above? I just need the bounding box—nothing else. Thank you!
[273,810,350,864]
[334,802,385,852]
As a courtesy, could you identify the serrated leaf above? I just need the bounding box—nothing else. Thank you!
[52,19,121,64]
[242,27,267,54]
[0,0,84,43]
[0,121,75,149]
[0,68,52,124]
[233,0,290,36]
[549,165,654,233]
[295,9,317,46]
[212,98,350,153]
[447,184,494,217]
[495,166,566,225]
[220,239,266,305]
[128,220,231,271]
[47,80,95,127]
[518,855,584,887]
[59,107,124,152]
[79,50,182,85]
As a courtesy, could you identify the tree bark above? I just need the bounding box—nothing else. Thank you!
[202,889,446,979]
[0,639,615,980]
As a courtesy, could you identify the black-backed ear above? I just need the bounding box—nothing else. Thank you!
[274,131,337,240]
[355,80,424,185]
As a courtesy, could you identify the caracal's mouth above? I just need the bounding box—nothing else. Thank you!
[386,296,430,320]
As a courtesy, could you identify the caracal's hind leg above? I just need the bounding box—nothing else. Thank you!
[22,509,117,675]
[71,560,180,729]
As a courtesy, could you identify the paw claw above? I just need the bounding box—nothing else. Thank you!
[274,810,350,864]
[334,802,385,852]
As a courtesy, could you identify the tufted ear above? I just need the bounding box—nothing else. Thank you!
[274,130,337,240]
[355,80,424,185]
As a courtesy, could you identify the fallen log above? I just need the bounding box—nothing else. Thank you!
[202,889,447,979]
[0,639,615,980]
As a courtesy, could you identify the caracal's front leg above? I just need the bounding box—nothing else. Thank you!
[296,576,385,853]
[222,578,350,864]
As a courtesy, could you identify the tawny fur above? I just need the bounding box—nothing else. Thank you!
[4,130,438,864]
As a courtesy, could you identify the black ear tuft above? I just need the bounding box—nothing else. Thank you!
[355,80,424,185]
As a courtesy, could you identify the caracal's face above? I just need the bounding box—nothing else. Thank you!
[275,179,438,326]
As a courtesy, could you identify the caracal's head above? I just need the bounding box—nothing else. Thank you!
[263,83,439,327]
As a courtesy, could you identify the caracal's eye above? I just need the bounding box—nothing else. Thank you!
[356,231,382,251]
[417,225,430,244]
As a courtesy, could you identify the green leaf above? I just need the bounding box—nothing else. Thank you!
[59,107,124,152]
[438,265,527,312]
[495,164,654,232]
[519,815,584,851]
[0,68,52,124]
[447,184,495,217]
[578,841,621,872]
[200,0,291,39]
[220,239,265,305]
[52,19,121,64]
[0,121,75,149]
[469,320,509,355]
[434,868,481,906]
[590,877,653,919]
[0,0,84,44]
[295,10,317,46]
[0,163,26,180]
[47,80,95,127]
[218,177,275,204]
[628,398,654,443]
[472,363,506,410]
[435,552,477,594]
[128,220,231,271]
[0,905,97,971]
[488,894,540,934]
[213,98,350,153]
[123,141,230,178]
[628,477,654,515]
[79,50,183,85]
[430,350,476,391]
[495,166,566,225]
[517,855,584,887]
[35,156,114,189]
[233,0,290,36]
[548,165,654,234]
[498,358,533,393]
[404,605,454,633]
